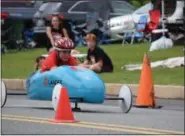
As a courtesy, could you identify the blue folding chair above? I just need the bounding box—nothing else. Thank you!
[135,15,149,42]
[123,15,149,44]
[69,22,86,47]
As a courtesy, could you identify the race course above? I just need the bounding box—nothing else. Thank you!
[1,90,184,135]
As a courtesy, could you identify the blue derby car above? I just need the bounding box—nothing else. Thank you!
[26,66,105,103]
[25,65,132,113]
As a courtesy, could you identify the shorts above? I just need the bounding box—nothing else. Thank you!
[100,66,113,73]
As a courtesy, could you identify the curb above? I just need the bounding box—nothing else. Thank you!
[106,83,184,99]
[2,79,184,99]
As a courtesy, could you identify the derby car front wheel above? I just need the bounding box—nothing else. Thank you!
[52,83,63,111]
[1,81,7,108]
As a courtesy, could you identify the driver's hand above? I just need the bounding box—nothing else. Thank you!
[51,66,56,70]
[80,64,90,68]
[79,64,84,67]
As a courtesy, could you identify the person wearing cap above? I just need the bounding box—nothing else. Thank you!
[81,33,113,73]
[46,14,69,52]
[41,37,78,73]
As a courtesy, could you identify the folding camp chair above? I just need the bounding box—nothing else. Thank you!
[69,22,86,46]
[135,15,149,42]
[122,15,148,45]
[122,21,136,46]
[97,11,111,45]
[145,9,161,33]
[137,9,161,42]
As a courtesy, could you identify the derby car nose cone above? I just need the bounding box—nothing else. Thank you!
[118,85,132,113]
[52,83,62,111]
[1,81,7,108]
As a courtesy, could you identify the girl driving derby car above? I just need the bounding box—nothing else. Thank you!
[34,42,80,72]
[41,37,78,73]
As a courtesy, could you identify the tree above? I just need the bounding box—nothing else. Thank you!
[129,0,150,8]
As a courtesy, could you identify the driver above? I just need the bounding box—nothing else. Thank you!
[41,37,78,73]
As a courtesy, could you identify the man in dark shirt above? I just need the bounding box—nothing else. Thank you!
[80,33,113,73]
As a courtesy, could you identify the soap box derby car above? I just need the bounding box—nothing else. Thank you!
[1,66,133,113]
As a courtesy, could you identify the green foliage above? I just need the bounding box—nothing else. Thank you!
[129,0,151,8]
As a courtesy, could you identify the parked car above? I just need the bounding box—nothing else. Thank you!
[32,0,136,46]
[107,2,153,41]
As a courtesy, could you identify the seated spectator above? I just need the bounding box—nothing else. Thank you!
[80,33,113,73]
[71,49,80,55]
[34,56,46,71]
[41,37,78,73]
[46,14,69,51]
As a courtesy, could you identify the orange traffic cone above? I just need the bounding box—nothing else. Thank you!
[51,87,79,123]
[135,53,156,108]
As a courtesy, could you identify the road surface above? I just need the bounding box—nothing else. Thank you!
[1,90,184,135]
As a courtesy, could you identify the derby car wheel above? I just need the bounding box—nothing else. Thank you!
[52,83,63,111]
[1,81,7,108]
[118,85,132,113]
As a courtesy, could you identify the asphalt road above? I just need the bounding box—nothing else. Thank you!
[1,90,184,135]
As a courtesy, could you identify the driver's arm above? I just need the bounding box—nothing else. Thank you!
[51,66,57,69]
[41,52,57,72]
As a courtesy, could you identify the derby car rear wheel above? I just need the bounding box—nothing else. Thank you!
[118,85,132,113]
[1,81,7,108]
[52,83,63,111]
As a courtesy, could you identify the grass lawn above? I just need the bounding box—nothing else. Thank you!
[1,43,184,85]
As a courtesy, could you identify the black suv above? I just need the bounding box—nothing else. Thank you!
[33,0,135,46]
